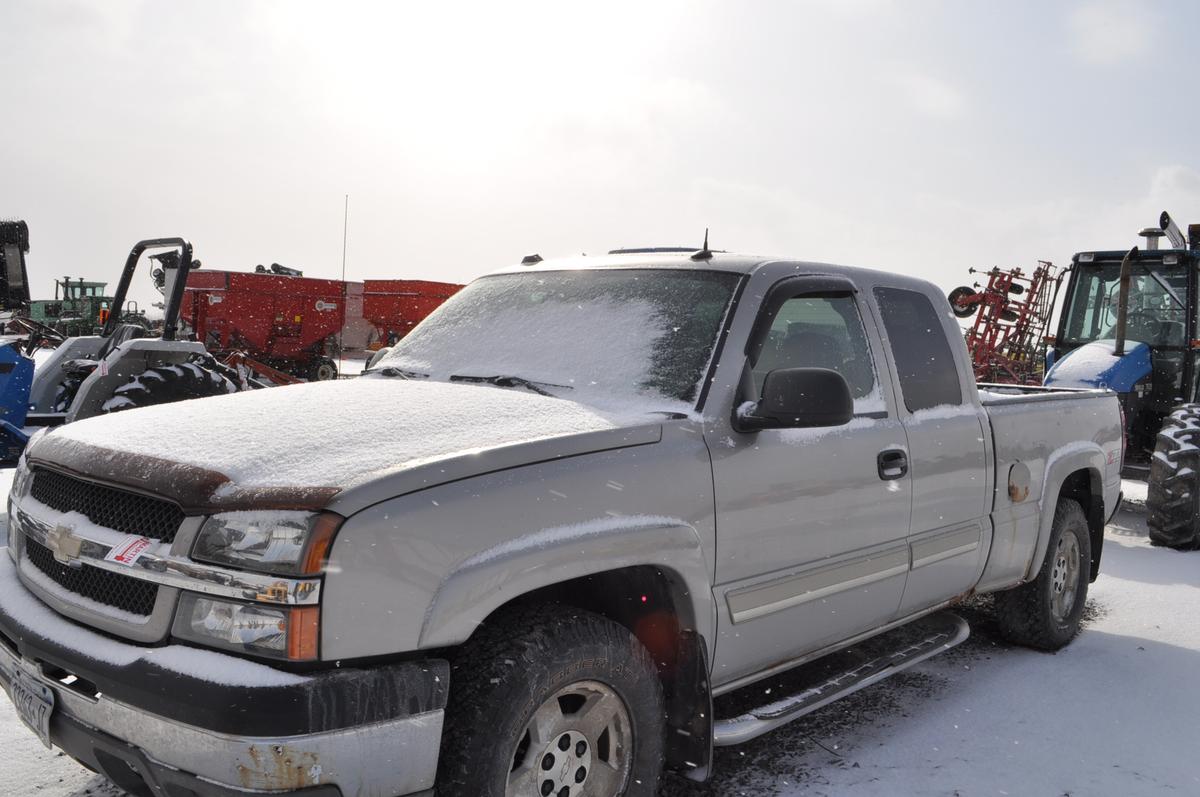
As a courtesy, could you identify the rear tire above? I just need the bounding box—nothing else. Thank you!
[437,606,665,797]
[1147,403,1200,550]
[307,357,338,381]
[101,362,237,413]
[994,498,1091,651]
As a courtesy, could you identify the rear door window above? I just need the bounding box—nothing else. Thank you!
[873,287,963,412]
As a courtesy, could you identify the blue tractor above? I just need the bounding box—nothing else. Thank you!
[1044,211,1200,549]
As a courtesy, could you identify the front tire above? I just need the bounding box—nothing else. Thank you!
[101,362,237,413]
[994,498,1091,650]
[437,606,665,797]
[1147,403,1200,550]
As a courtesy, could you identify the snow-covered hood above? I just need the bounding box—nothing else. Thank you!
[31,378,652,511]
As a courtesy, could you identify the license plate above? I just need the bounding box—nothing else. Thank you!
[10,667,54,748]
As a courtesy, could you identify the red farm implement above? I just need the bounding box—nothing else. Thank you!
[181,269,461,381]
[948,261,1064,385]
[363,279,462,346]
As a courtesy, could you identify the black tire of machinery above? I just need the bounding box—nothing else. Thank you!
[1147,403,1200,550]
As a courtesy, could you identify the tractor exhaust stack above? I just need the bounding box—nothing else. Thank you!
[1113,246,1138,358]
[1159,211,1187,249]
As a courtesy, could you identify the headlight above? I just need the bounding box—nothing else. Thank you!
[8,460,32,556]
[10,458,33,503]
[172,593,319,661]
[192,511,341,576]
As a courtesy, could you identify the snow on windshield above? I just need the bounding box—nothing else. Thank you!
[379,269,740,411]
[388,297,663,396]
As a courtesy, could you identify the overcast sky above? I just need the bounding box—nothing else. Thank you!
[4,0,1200,310]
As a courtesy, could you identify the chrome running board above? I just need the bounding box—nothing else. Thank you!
[712,611,969,747]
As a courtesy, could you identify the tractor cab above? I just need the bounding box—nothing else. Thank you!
[1047,213,1200,469]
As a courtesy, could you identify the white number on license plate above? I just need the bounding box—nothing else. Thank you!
[10,668,54,749]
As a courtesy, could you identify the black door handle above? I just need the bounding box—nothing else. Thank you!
[878,449,908,480]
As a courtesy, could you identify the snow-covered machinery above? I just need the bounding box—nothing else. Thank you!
[1041,211,1200,549]
[948,260,1062,384]
[27,237,253,427]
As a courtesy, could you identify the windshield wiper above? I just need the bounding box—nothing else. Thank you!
[370,367,429,379]
[449,374,573,397]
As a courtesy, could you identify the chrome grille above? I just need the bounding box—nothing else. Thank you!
[30,467,184,544]
[24,537,159,617]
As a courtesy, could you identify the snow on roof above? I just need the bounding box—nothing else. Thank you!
[51,378,628,490]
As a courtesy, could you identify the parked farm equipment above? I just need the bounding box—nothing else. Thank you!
[180,269,461,379]
[363,279,462,345]
[29,276,150,337]
[948,261,1063,384]
[1040,211,1200,549]
[0,237,275,460]
[0,220,31,313]
[27,237,253,421]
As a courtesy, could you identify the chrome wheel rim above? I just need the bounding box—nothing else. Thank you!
[1050,532,1081,622]
[506,680,633,797]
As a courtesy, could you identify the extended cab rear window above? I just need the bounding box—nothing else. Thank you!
[873,287,963,412]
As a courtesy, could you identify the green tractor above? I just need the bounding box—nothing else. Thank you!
[29,277,149,336]
[1043,211,1200,549]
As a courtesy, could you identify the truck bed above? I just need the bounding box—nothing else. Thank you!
[974,382,1123,594]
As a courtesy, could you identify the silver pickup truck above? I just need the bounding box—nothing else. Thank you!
[0,251,1122,797]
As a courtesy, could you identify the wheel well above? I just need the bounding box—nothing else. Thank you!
[469,566,712,777]
[1058,468,1104,581]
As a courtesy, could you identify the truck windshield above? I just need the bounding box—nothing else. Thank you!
[377,268,741,411]
[1061,261,1189,347]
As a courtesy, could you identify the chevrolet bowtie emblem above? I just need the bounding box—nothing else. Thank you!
[46,525,83,565]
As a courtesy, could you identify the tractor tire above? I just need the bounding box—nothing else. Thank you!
[307,357,338,381]
[994,498,1091,651]
[948,286,978,318]
[1147,403,1200,550]
[437,605,665,797]
[101,362,237,414]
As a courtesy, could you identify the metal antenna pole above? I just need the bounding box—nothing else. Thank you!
[339,194,348,376]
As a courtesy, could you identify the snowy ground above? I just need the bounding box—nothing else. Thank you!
[1122,477,1148,511]
[335,352,371,377]
[0,474,1195,796]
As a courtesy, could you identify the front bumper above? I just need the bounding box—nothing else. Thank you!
[0,555,446,797]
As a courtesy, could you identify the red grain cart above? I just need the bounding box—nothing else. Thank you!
[181,270,352,380]
[363,279,462,346]
[181,271,463,380]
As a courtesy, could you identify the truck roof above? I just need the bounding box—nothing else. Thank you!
[489,249,932,292]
